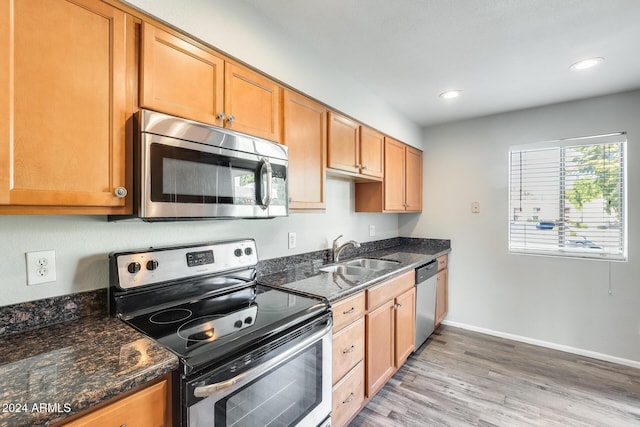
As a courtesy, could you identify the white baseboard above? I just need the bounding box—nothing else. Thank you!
[441,319,640,370]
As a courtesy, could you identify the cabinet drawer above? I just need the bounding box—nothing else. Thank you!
[332,360,365,427]
[332,318,365,384]
[332,292,365,332]
[366,270,414,311]
[437,255,448,271]
[63,380,167,426]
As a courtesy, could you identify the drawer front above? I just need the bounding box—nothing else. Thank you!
[332,292,365,332]
[332,360,365,427]
[366,270,414,311]
[437,254,448,271]
[64,379,167,426]
[332,317,365,384]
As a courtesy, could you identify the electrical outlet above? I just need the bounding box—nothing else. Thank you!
[26,250,57,285]
[288,232,297,249]
[369,225,376,237]
[471,201,481,213]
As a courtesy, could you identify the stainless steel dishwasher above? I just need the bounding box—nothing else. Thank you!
[415,260,438,351]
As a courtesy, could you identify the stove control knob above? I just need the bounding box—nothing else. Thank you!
[127,262,141,274]
[234,320,243,328]
[244,247,253,256]
[244,316,253,324]
[234,248,243,257]
[146,260,159,271]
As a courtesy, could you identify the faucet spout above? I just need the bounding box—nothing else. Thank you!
[332,235,361,263]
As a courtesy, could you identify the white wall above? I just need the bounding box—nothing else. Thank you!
[400,90,640,364]
[0,179,398,306]
[0,0,425,307]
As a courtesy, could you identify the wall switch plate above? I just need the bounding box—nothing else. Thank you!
[471,202,481,213]
[369,225,376,237]
[288,232,297,249]
[26,250,57,285]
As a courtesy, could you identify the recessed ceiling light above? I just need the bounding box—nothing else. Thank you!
[569,57,604,71]
[439,90,461,99]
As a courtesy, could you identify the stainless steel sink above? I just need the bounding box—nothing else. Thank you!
[318,264,370,276]
[343,258,400,271]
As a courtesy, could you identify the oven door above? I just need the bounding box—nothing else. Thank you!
[139,132,288,220]
[186,315,332,427]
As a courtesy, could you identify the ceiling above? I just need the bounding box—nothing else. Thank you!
[243,0,640,127]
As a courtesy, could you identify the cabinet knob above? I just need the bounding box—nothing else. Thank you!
[227,115,235,123]
[114,187,127,198]
[217,112,226,120]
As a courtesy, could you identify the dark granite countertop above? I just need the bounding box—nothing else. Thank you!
[259,238,450,302]
[0,314,178,427]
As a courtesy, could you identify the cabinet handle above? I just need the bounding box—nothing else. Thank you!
[227,115,235,123]
[343,307,355,315]
[342,392,355,404]
[342,345,355,354]
[361,165,367,170]
[114,187,127,198]
[217,112,226,120]
[394,303,403,310]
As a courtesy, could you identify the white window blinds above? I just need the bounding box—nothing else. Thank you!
[509,133,627,261]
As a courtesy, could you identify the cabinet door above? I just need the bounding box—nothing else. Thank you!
[435,268,448,328]
[1,0,131,209]
[224,62,281,142]
[383,137,406,211]
[394,287,416,367]
[327,111,360,174]
[359,126,384,179]
[64,380,168,426]
[282,89,326,210]
[140,22,224,126]
[365,300,395,397]
[405,145,422,212]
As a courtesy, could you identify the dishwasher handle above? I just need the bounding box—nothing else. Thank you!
[416,260,438,283]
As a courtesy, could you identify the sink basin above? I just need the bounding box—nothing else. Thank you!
[319,264,370,276]
[343,258,400,271]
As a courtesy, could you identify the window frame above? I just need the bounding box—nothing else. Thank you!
[508,133,628,262]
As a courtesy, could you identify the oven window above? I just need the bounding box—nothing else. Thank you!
[216,341,322,427]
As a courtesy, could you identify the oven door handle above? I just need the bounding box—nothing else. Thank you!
[193,320,331,398]
[258,157,273,210]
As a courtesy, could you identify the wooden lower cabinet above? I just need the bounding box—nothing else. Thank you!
[435,255,449,328]
[365,270,416,398]
[62,378,169,427]
[330,292,365,427]
[332,360,365,427]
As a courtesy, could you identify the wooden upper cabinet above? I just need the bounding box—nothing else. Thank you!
[140,24,281,142]
[355,137,423,213]
[0,0,133,212]
[383,137,406,211]
[327,111,360,174]
[404,145,423,212]
[359,126,384,179]
[140,22,224,127]
[282,89,327,210]
[224,62,281,142]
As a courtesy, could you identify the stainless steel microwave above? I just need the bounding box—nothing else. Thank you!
[131,109,288,221]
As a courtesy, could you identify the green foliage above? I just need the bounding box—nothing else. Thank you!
[566,144,621,216]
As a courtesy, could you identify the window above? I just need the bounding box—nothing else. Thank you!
[509,133,627,261]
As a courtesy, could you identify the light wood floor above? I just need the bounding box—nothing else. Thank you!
[350,325,640,427]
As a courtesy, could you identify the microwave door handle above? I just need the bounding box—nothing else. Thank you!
[259,158,273,209]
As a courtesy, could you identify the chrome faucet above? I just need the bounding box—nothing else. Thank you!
[332,234,361,262]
